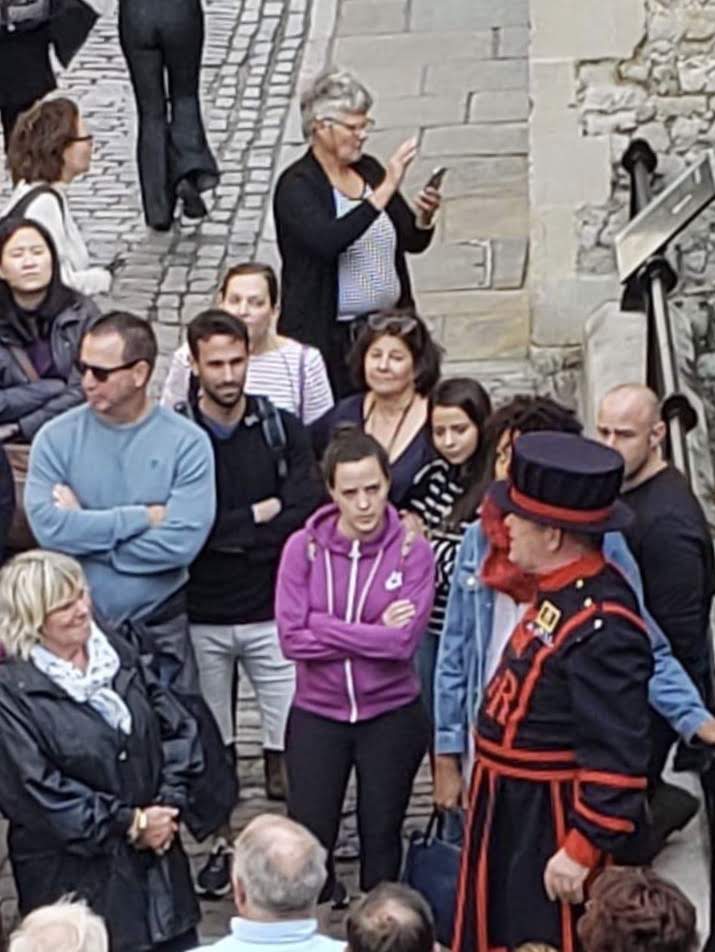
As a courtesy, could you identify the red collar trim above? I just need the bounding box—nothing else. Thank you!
[537,551,605,592]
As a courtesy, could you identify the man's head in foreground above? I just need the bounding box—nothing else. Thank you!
[346,883,437,952]
[9,899,108,952]
[232,814,327,921]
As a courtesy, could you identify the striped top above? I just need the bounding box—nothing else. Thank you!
[334,187,400,320]
[160,338,334,425]
[406,458,471,637]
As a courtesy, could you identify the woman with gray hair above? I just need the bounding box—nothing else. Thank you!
[0,550,202,952]
[9,899,108,952]
[273,68,442,398]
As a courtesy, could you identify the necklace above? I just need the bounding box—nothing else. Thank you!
[365,392,416,459]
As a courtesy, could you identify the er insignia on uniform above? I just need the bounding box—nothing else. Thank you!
[533,600,562,644]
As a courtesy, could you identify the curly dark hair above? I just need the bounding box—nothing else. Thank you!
[348,309,443,397]
[7,98,80,185]
[577,867,698,952]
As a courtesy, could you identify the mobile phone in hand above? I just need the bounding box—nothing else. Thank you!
[425,166,448,191]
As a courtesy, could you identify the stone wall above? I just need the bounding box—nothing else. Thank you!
[570,0,715,508]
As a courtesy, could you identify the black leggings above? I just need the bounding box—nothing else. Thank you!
[286,700,429,900]
[118,0,218,226]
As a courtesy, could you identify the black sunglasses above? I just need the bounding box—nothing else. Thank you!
[75,358,141,382]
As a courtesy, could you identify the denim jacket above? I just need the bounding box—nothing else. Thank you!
[434,521,709,756]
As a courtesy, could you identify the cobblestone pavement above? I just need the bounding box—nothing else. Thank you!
[0,0,311,391]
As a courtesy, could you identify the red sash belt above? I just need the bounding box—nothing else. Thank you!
[477,735,578,781]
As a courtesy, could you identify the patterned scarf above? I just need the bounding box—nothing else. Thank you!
[31,624,133,735]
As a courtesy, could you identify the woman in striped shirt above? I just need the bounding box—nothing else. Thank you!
[404,377,492,721]
[161,262,334,424]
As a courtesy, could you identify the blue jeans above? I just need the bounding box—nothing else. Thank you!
[415,631,439,725]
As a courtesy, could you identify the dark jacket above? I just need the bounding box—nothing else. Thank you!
[186,395,323,624]
[0,219,100,440]
[0,634,202,952]
[274,149,434,361]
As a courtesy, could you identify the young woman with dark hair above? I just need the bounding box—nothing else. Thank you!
[0,218,100,441]
[2,98,111,296]
[404,377,492,717]
[311,309,443,507]
[276,425,435,906]
[161,261,334,424]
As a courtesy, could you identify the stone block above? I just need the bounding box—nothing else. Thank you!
[425,58,528,94]
[337,0,406,35]
[531,275,621,347]
[498,26,529,58]
[581,301,646,434]
[530,134,611,206]
[410,0,529,32]
[440,292,530,360]
[346,63,424,99]
[404,156,528,198]
[411,242,490,293]
[421,123,528,157]
[376,95,467,129]
[491,238,529,289]
[531,0,645,59]
[469,90,529,122]
[332,31,492,71]
[443,194,528,241]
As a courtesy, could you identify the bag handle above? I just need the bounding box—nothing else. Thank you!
[9,345,40,382]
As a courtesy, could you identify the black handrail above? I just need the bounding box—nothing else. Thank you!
[620,139,695,482]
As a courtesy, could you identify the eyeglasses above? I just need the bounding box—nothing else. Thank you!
[75,358,141,382]
[367,313,418,335]
[322,116,375,136]
[67,134,94,144]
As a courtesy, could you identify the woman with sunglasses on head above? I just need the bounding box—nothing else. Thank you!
[0,218,100,444]
[274,67,442,398]
[311,309,442,509]
[403,377,492,720]
[160,262,334,424]
[3,98,112,296]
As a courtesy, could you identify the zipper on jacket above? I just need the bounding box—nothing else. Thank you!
[344,539,361,723]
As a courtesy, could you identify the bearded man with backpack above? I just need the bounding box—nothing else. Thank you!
[178,309,322,898]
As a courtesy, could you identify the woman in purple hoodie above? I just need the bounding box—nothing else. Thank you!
[276,425,435,903]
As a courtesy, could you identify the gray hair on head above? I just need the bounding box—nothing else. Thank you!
[9,899,108,952]
[232,814,328,916]
[300,67,373,139]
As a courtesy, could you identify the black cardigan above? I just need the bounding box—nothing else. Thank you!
[273,149,434,360]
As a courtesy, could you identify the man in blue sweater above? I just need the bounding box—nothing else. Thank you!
[25,311,216,693]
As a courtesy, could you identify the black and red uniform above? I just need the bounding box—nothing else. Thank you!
[453,551,653,952]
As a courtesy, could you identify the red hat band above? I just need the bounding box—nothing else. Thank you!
[508,486,614,526]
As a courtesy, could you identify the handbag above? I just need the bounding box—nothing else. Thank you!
[402,809,463,947]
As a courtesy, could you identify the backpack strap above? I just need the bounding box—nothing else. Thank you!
[8,345,39,383]
[253,395,289,481]
[3,185,65,225]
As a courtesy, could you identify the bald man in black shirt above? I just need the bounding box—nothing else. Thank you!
[597,384,714,852]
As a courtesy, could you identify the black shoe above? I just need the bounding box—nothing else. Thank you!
[331,880,349,910]
[647,781,700,860]
[673,740,710,773]
[263,749,288,801]
[196,842,232,898]
[176,178,208,219]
